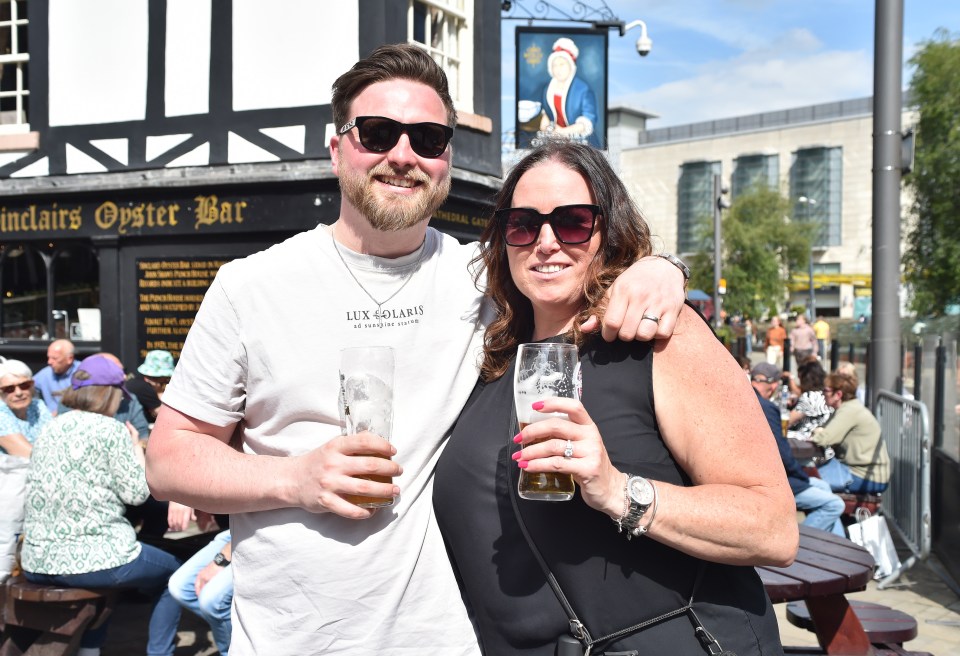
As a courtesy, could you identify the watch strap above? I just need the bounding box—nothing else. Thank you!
[614,473,650,539]
[657,253,690,282]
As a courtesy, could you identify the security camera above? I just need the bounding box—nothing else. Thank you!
[636,35,652,57]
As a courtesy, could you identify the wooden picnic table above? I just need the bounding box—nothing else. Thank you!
[788,437,822,461]
[757,525,877,655]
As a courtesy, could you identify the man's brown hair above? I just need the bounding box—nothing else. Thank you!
[331,43,457,130]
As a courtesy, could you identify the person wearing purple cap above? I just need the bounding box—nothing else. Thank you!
[21,355,182,656]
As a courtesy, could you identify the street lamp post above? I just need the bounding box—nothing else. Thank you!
[798,196,818,320]
[713,174,730,328]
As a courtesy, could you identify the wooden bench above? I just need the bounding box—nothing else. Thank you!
[786,599,917,645]
[1,576,116,656]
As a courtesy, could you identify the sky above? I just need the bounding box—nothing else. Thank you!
[500,0,960,136]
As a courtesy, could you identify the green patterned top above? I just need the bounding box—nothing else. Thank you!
[22,410,149,575]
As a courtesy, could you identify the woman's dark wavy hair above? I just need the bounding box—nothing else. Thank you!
[797,358,826,393]
[474,140,652,381]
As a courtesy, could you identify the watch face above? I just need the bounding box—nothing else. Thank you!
[629,477,655,506]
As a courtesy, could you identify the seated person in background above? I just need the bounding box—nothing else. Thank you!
[168,530,233,656]
[735,354,751,378]
[751,363,846,537]
[58,353,171,539]
[835,361,867,403]
[788,359,833,440]
[22,356,182,656]
[58,353,151,438]
[812,372,890,494]
[127,350,175,423]
[33,338,80,415]
[0,359,52,457]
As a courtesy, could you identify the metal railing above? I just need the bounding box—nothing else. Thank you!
[873,390,931,588]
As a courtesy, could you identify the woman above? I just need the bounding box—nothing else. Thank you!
[0,359,53,457]
[22,355,181,656]
[787,359,832,439]
[812,372,890,494]
[434,141,797,655]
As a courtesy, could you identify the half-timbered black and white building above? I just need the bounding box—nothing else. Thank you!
[0,0,501,368]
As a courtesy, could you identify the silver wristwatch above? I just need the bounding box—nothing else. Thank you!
[657,253,690,282]
[623,475,656,537]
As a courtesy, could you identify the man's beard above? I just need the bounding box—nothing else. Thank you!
[339,162,451,232]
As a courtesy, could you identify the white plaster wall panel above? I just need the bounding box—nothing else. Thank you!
[66,144,109,174]
[89,138,129,165]
[232,0,359,111]
[165,0,212,117]
[0,152,30,168]
[49,0,149,126]
[9,157,49,178]
[260,125,306,154]
[146,134,194,162]
[228,132,280,163]
[166,143,210,168]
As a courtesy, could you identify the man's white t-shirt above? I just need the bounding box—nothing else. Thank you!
[163,225,488,655]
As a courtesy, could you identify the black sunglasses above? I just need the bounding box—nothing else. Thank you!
[0,380,33,394]
[495,204,600,247]
[338,116,454,159]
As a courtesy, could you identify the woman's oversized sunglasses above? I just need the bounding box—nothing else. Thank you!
[338,116,454,159]
[495,204,600,247]
[0,380,34,394]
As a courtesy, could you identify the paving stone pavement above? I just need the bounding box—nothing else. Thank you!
[774,537,960,656]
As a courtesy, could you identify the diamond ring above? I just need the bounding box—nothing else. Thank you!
[563,440,574,459]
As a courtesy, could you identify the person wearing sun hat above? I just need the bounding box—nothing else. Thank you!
[22,355,182,656]
[127,350,176,422]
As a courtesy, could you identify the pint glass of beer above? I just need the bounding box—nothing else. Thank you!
[339,346,395,508]
[514,342,579,501]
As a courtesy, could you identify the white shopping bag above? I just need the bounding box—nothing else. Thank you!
[847,508,901,579]
[0,453,29,582]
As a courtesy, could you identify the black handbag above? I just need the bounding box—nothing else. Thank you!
[506,407,736,656]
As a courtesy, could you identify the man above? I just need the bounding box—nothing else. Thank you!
[812,372,890,494]
[790,314,818,363]
[33,339,80,414]
[813,315,830,360]
[146,44,687,655]
[750,362,846,537]
[126,350,175,422]
[764,316,787,367]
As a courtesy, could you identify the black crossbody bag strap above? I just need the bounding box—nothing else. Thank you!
[507,405,595,648]
[505,406,732,656]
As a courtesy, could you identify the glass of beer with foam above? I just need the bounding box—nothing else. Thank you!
[339,346,395,508]
[514,342,579,501]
